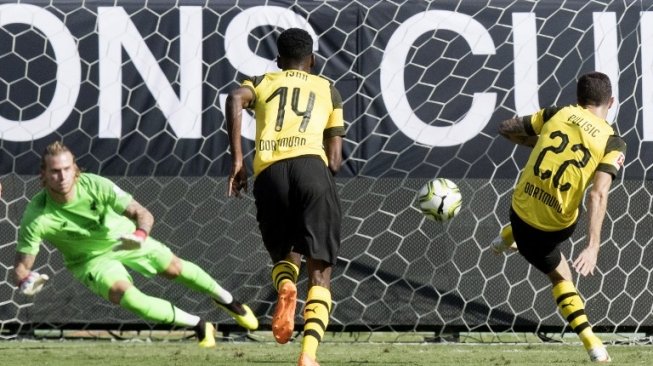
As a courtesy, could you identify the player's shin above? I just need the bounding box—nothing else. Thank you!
[301,286,331,361]
[552,281,603,350]
[174,259,233,304]
[119,286,199,327]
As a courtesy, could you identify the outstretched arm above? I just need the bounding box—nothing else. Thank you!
[226,87,255,197]
[13,252,36,286]
[14,252,49,295]
[573,171,612,276]
[498,117,538,147]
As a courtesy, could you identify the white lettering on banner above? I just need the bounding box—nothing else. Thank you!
[221,6,319,140]
[0,4,80,141]
[224,6,318,77]
[512,12,619,120]
[380,10,497,147]
[512,13,540,115]
[98,6,202,138]
[593,12,619,124]
[643,12,653,141]
[0,5,646,144]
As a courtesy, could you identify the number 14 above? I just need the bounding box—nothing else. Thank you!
[266,86,316,132]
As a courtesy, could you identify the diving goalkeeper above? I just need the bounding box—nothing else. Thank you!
[13,141,258,347]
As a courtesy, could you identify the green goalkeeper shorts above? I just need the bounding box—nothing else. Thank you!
[68,237,174,301]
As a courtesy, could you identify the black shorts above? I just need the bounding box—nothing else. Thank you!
[509,207,576,274]
[253,155,341,265]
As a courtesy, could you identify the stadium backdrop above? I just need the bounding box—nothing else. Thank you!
[1,0,652,338]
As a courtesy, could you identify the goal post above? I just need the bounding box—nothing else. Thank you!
[0,0,651,342]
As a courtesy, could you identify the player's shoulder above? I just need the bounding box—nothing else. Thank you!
[25,190,47,211]
[21,190,48,224]
[244,74,266,87]
[78,172,111,185]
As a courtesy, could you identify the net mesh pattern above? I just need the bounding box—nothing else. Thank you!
[0,0,652,342]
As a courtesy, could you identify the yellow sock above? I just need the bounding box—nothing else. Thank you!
[552,281,603,350]
[500,225,513,244]
[301,286,331,359]
[271,260,299,291]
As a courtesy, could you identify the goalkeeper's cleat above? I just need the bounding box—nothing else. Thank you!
[195,321,216,348]
[213,299,259,331]
[491,225,518,254]
[588,346,611,363]
[272,280,297,344]
[298,353,320,366]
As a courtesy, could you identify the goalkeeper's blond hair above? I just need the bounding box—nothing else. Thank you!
[40,141,81,185]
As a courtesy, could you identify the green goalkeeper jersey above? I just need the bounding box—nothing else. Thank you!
[17,173,135,266]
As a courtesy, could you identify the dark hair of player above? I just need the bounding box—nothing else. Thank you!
[277,28,313,61]
[577,71,612,107]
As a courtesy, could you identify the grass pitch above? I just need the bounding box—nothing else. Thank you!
[3,341,653,366]
[2,334,653,366]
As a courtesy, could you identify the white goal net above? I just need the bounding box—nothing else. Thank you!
[0,0,651,344]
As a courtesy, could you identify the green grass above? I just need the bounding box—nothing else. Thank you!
[1,337,652,366]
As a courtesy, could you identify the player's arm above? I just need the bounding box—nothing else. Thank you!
[498,117,538,147]
[324,135,342,175]
[122,199,154,234]
[13,252,35,286]
[114,199,154,250]
[225,85,255,197]
[324,85,345,175]
[572,170,612,276]
[14,252,49,295]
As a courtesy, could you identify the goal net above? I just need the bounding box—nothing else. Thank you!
[1,0,651,343]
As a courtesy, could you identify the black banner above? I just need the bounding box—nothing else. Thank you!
[0,1,650,178]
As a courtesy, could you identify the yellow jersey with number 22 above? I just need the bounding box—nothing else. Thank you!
[512,105,626,231]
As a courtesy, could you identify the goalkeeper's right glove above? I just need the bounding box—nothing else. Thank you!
[114,228,148,251]
[19,271,50,296]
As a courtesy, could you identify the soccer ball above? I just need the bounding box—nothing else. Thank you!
[417,178,462,221]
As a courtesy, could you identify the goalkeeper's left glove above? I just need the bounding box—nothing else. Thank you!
[19,271,50,296]
[115,228,148,251]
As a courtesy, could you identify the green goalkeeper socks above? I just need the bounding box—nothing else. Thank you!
[120,286,199,327]
[174,259,233,304]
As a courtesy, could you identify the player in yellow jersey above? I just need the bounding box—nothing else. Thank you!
[493,72,625,362]
[226,28,345,366]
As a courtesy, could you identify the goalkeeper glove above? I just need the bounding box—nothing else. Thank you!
[19,271,50,296]
[115,228,148,251]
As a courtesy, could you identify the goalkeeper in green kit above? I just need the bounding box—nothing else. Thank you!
[13,141,258,347]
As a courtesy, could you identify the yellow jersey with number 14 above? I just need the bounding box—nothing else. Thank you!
[242,70,345,176]
[512,105,626,231]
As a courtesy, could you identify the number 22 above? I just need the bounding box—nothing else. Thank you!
[533,130,591,192]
